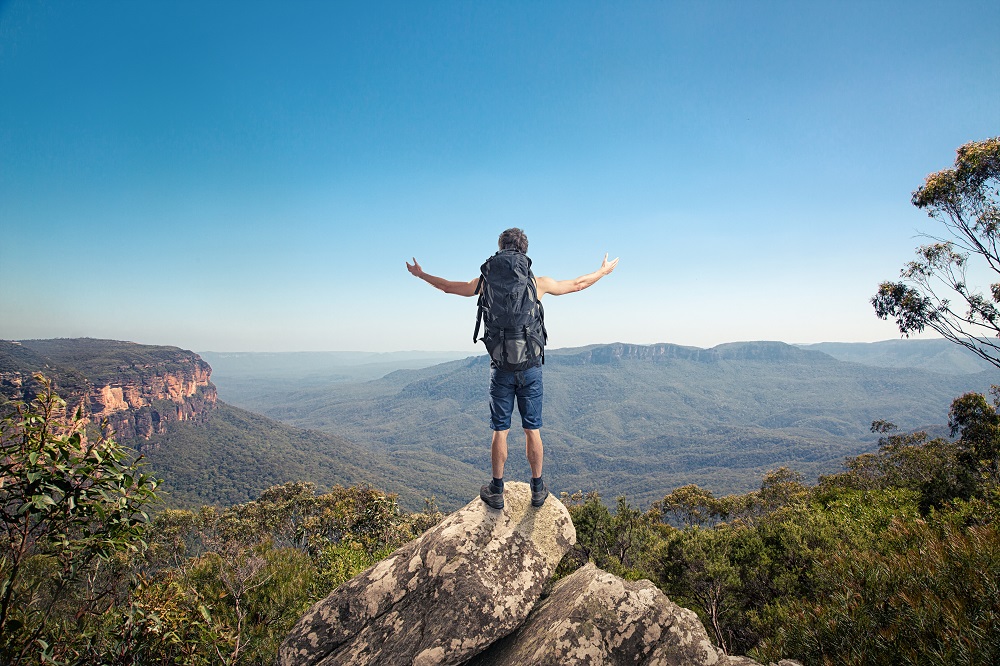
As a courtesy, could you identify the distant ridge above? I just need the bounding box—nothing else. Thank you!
[799,338,994,374]
[555,341,835,365]
[222,340,1000,509]
[200,349,472,383]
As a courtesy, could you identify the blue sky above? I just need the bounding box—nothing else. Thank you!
[1,1,997,352]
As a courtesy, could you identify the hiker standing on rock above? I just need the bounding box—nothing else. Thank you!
[406,228,619,510]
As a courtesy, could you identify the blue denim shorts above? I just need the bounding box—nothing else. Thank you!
[489,364,543,431]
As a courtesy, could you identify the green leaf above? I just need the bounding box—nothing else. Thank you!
[199,604,212,622]
[32,494,57,508]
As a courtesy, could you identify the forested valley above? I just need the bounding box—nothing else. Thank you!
[3,376,997,665]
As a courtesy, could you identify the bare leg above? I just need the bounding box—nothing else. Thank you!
[524,428,543,478]
[491,429,509,479]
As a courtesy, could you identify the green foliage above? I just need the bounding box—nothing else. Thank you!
[660,525,741,652]
[139,402,421,510]
[654,484,729,527]
[949,389,1000,490]
[873,136,1000,369]
[315,540,395,590]
[817,419,973,514]
[0,375,159,665]
[564,392,999,662]
[754,510,1000,666]
[558,491,666,581]
[0,375,446,665]
[116,481,443,665]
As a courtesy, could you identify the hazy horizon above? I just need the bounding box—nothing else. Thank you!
[197,336,951,355]
[6,335,956,356]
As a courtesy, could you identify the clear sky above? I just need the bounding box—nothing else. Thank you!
[1,1,997,352]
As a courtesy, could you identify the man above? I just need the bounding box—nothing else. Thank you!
[406,228,618,509]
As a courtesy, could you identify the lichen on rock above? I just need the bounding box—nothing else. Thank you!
[467,562,764,666]
[277,482,575,666]
[278,483,782,666]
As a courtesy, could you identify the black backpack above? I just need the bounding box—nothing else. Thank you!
[473,250,548,371]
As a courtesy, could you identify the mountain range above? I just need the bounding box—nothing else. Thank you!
[5,337,997,511]
[209,340,1000,509]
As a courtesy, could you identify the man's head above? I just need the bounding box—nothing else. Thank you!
[498,228,528,254]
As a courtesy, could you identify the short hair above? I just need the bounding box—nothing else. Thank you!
[498,228,528,253]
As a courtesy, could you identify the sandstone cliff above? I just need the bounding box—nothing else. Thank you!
[79,358,215,440]
[0,338,217,441]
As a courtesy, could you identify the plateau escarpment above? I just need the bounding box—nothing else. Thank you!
[0,337,406,510]
[80,359,215,440]
[1,338,217,442]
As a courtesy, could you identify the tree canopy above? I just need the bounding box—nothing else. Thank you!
[873,137,1000,367]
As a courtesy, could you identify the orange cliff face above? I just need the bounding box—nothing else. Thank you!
[77,358,218,441]
[0,340,219,444]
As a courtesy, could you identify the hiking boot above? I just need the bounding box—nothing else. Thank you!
[531,481,549,507]
[480,482,504,510]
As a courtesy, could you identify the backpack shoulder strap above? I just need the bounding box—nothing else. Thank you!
[472,270,487,342]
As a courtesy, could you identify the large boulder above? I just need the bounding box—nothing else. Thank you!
[467,563,764,666]
[277,482,575,666]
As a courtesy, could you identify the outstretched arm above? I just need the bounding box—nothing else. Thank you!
[406,258,479,297]
[536,254,619,297]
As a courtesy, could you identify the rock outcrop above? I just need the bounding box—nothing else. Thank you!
[277,482,575,666]
[279,486,776,666]
[469,563,758,666]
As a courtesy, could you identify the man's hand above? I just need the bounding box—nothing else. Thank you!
[599,253,620,276]
[406,257,424,278]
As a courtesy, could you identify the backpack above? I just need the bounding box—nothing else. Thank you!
[473,250,548,371]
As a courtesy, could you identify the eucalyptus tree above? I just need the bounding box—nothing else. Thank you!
[873,137,1000,367]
